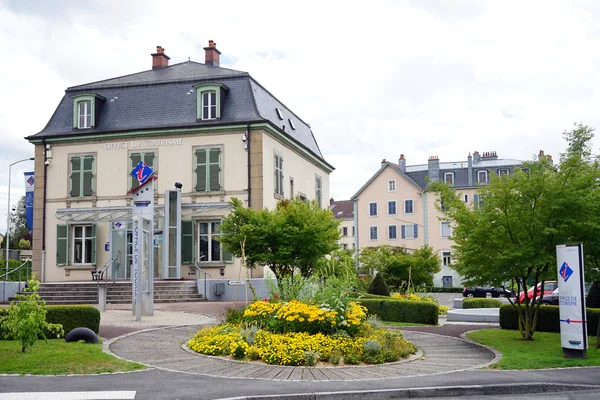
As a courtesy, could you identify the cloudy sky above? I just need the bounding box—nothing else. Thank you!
[1,0,600,233]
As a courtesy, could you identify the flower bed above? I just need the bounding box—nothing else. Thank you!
[188,299,417,366]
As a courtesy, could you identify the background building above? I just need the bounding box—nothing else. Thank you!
[352,151,528,287]
[330,199,354,250]
[26,42,333,284]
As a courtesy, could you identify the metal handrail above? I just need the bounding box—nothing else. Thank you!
[194,256,211,301]
[1,258,32,299]
[92,257,118,282]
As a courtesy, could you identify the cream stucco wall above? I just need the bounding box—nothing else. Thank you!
[338,219,354,250]
[261,132,330,210]
[356,166,424,250]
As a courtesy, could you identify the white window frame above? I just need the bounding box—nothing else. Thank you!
[388,224,397,240]
[444,172,454,184]
[315,175,322,208]
[404,199,414,214]
[403,224,416,239]
[441,221,452,238]
[477,170,488,183]
[198,221,222,263]
[72,225,93,265]
[442,251,451,266]
[78,100,92,129]
[201,91,217,120]
[498,169,509,176]
[369,226,378,240]
[369,202,378,217]
[388,200,397,216]
[342,227,348,237]
[274,153,284,196]
[343,243,348,249]
[388,180,396,192]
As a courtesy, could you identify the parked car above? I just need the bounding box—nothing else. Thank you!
[518,281,558,304]
[538,288,560,305]
[463,286,514,298]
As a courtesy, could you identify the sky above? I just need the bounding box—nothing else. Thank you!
[1,0,600,233]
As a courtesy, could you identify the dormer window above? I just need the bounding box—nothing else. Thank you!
[444,172,454,184]
[202,91,217,120]
[194,83,229,121]
[276,108,283,120]
[72,94,104,129]
[288,119,296,130]
[78,101,92,128]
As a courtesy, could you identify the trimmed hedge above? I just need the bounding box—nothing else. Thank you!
[463,298,503,309]
[358,298,438,325]
[0,305,100,339]
[499,304,600,334]
[423,286,464,293]
[368,273,390,296]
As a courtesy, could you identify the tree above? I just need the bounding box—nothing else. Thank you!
[359,245,440,291]
[429,124,600,340]
[368,272,390,296]
[314,248,357,278]
[2,196,31,251]
[219,197,341,281]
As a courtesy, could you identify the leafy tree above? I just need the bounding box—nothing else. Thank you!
[368,272,390,296]
[315,248,357,278]
[359,245,440,290]
[2,196,31,250]
[429,124,600,340]
[587,282,600,308]
[1,276,64,352]
[219,197,341,281]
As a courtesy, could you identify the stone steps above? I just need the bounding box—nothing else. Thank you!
[9,281,205,305]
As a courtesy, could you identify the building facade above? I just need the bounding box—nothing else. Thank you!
[26,42,333,283]
[352,151,527,287]
[330,199,354,250]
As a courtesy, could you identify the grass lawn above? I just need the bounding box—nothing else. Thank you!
[0,339,147,375]
[467,328,600,370]
[382,321,436,327]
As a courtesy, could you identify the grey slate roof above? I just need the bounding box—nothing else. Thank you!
[28,61,328,165]
[330,200,354,219]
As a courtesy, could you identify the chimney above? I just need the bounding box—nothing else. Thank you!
[468,152,473,186]
[398,154,406,174]
[481,151,498,160]
[428,155,440,183]
[473,151,481,163]
[151,46,170,69]
[381,158,387,168]
[538,150,545,161]
[204,40,221,67]
[330,197,335,205]
[547,154,553,165]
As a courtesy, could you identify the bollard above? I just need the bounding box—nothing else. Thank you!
[98,283,107,312]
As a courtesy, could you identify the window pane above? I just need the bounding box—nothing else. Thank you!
[84,238,93,264]
[211,237,221,261]
[85,226,92,237]
[199,223,208,235]
[199,235,209,260]
[74,239,82,264]
[75,226,82,238]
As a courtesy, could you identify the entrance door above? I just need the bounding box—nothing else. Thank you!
[442,276,453,288]
[110,221,129,280]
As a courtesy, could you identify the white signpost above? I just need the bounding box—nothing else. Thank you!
[556,244,587,358]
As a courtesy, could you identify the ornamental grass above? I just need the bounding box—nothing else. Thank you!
[188,299,417,366]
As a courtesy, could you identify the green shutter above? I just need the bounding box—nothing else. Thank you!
[196,149,207,191]
[91,223,97,266]
[181,220,194,264]
[82,156,94,196]
[70,157,81,197]
[56,225,69,266]
[208,148,221,191]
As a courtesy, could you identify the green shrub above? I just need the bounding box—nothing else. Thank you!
[225,307,244,325]
[0,259,32,282]
[359,298,438,325]
[45,305,101,334]
[586,281,600,308]
[499,304,600,334]
[422,286,463,293]
[367,273,390,297]
[463,298,503,309]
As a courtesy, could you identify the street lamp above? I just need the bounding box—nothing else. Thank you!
[3,157,34,302]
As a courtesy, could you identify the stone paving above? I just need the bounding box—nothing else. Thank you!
[106,324,498,382]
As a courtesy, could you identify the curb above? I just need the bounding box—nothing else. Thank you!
[215,383,600,399]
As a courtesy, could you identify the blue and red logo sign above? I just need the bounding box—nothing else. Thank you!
[560,262,574,282]
[26,175,34,186]
[131,162,153,185]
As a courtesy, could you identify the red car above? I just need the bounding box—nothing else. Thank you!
[518,281,558,303]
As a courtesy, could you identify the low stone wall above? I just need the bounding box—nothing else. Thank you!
[0,281,27,302]
[197,278,272,302]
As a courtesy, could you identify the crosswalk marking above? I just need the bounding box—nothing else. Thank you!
[0,392,136,400]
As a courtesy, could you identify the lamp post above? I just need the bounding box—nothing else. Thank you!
[3,157,34,302]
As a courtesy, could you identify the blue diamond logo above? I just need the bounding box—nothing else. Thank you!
[560,262,573,282]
